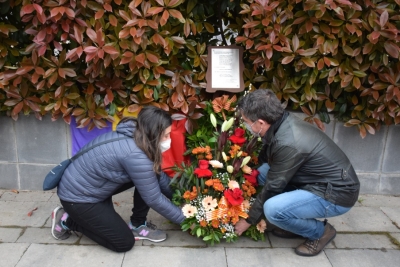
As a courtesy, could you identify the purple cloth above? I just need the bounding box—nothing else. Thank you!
[70,118,112,155]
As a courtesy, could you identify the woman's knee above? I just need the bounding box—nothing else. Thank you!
[114,238,135,252]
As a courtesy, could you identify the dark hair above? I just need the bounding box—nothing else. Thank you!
[129,106,172,173]
[237,89,284,124]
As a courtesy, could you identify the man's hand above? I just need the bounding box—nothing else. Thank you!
[234,218,251,236]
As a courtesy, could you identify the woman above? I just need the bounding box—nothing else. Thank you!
[51,106,184,252]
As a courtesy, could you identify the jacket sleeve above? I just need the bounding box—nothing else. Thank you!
[246,144,304,225]
[121,153,184,224]
[158,171,173,200]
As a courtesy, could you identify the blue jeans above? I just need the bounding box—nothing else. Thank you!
[264,190,351,240]
[257,163,270,186]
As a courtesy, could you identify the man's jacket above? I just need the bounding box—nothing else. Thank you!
[57,119,184,225]
[246,112,360,225]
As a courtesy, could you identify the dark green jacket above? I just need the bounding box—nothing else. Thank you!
[246,112,360,225]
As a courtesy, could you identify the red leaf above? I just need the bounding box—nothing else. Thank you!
[95,10,104,20]
[20,4,34,17]
[380,10,389,28]
[104,3,113,12]
[147,7,164,15]
[109,14,118,27]
[103,46,119,55]
[86,28,97,43]
[169,9,184,22]
[84,46,98,53]
[27,207,38,217]
[384,42,399,58]
[74,24,83,44]
[281,56,294,64]
[12,102,24,115]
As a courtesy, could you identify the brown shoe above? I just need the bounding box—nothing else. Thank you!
[295,223,336,257]
[272,227,303,239]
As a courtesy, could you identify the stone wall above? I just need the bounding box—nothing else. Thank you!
[0,114,399,195]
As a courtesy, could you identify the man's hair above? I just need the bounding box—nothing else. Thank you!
[128,106,172,173]
[237,89,284,124]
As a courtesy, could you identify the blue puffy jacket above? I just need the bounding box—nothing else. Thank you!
[57,119,184,224]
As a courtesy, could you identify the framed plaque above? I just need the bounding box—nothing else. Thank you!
[206,46,245,93]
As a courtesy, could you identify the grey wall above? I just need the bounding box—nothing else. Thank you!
[0,114,399,195]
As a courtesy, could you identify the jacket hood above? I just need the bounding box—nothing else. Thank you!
[116,119,136,137]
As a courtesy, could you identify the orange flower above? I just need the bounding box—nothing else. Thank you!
[229,144,241,158]
[213,182,225,192]
[211,219,220,228]
[183,190,191,200]
[211,95,237,120]
[183,186,198,201]
[205,179,214,187]
[205,153,213,160]
[200,220,207,227]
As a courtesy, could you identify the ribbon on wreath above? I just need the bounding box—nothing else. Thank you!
[206,196,248,222]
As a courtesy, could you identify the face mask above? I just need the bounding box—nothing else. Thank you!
[244,121,262,137]
[160,139,171,153]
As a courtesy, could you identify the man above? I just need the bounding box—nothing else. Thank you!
[234,89,360,256]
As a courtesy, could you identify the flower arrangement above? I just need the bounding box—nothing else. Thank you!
[170,95,266,245]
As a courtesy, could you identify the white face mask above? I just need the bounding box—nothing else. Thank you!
[160,139,171,153]
[244,121,262,137]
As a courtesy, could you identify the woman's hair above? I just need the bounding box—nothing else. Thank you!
[122,106,172,173]
[237,89,284,124]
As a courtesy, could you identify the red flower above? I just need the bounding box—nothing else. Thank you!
[228,128,246,146]
[194,160,213,178]
[224,188,244,206]
[244,169,259,187]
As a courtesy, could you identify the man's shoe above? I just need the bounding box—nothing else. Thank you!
[295,222,336,257]
[272,227,303,239]
[129,221,167,242]
[51,206,71,240]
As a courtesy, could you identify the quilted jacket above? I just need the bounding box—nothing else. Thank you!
[246,112,360,225]
[57,120,184,224]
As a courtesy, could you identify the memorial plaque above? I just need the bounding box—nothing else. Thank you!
[206,46,245,93]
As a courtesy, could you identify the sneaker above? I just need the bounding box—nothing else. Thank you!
[295,222,336,257]
[272,227,303,239]
[51,206,71,240]
[129,221,167,242]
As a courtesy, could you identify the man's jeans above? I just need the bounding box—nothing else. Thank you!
[257,163,351,240]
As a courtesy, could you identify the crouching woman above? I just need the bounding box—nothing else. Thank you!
[50,106,184,252]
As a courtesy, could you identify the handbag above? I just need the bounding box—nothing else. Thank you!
[43,136,130,190]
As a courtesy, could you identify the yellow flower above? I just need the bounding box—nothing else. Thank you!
[182,204,198,218]
[227,165,234,173]
[222,152,228,162]
[202,196,218,211]
[240,156,251,167]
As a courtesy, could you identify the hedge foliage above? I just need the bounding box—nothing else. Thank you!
[0,0,399,137]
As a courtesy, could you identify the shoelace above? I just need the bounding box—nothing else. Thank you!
[304,239,319,251]
[146,221,157,230]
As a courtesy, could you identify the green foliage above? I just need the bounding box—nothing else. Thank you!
[0,0,399,137]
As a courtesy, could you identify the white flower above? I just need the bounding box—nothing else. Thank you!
[66,40,71,44]
[228,180,239,189]
[240,156,251,167]
[182,204,198,218]
[53,48,60,56]
[210,113,217,128]
[209,160,223,168]
[222,152,228,162]
[241,165,252,174]
[202,196,218,211]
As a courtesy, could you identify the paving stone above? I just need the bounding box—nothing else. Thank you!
[325,249,400,267]
[327,207,399,232]
[332,233,397,249]
[15,244,124,267]
[0,191,53,202]
[0,163,18,190]
[267,232,307,248]
[213,234,270,248]
[358,173,380,194]
[0,116,17,162]
[382,124,400,173]
[15,115,69,164]
[17,227,80,244]
[380,174,400,196]
[333,124,386,173]
[381,207,400,231]
[142,230,207,247]
[122,246,227,267]
[0,201,55,227]
[0,243,30,267]
[226,247,332,267]
[112,191,134,205]
[0,227,23,242]
[358,195,400,208]
[391,233,400,245]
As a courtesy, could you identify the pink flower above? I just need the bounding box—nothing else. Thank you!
[193,160,213,178]
[224,188,244,206]
[228,128,246,146]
